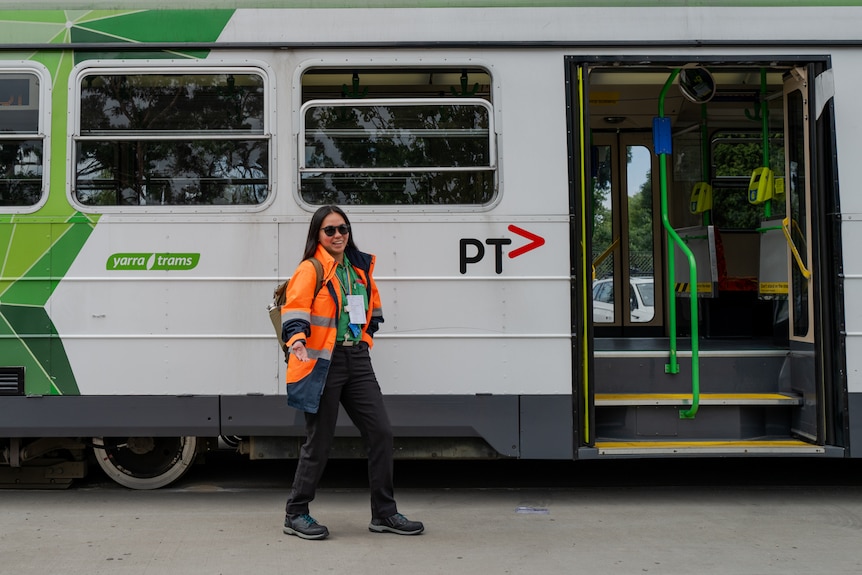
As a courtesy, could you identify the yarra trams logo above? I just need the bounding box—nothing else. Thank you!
[106,253,200,271]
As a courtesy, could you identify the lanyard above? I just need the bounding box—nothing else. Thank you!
[337,260,354,297]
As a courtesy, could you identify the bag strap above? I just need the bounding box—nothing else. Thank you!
[308,257,324,299]
[274,257,324,307]
[274,258,325,362]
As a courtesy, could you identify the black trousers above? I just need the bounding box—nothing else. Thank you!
[285,342,397,519]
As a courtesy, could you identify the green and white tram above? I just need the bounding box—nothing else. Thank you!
[0,1,858,488]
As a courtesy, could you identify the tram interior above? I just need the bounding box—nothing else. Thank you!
[584,63,820,451]
[587,65,789,343]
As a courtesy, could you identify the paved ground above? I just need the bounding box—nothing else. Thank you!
[2,459,862,574]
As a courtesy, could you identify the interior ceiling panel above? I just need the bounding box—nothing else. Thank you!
[587,68,785,132]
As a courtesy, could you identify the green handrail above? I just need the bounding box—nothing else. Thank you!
[760,69,772,219]
[659,70,700,419]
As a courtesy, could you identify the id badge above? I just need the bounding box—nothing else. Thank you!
[346,294,366,324]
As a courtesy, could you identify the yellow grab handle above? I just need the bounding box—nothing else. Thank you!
[782,217,811,280]
[591,237,620,280]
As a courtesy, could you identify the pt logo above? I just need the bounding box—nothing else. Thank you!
[460,225,545,274]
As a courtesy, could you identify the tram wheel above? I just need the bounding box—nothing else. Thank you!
[92,436,198,489]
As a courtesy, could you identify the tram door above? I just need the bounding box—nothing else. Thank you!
[783,67,820,441]
[591,133,663,336]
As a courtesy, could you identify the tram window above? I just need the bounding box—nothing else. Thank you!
[592,145,614,280]
[0,72,43,208]
[713,133,784,179]
[74,71,269,207]
[299,68,495,206]
[711,133,785,229]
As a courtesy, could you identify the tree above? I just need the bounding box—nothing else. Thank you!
[302,102,492,205]
[628,171,653,256]
[711,133,785,229]
[591,148,614,278]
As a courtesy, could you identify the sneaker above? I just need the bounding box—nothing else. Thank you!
[284,514,329,540]
[369,513,424,535]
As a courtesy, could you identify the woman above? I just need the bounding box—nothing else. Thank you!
[280,205,424,540]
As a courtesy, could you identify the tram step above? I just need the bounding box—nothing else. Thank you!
[593,439,824,456]
[594,339,788,394]
[594,396,799,440]
[595,392,801,406]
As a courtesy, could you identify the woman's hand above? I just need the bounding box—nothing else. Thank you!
[290,341,309,362]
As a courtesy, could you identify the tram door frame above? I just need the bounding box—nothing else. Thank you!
[569,61,670,449]
[783,65,823,442]
[568,60,594,450]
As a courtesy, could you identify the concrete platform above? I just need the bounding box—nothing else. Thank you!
[2,469,862,575]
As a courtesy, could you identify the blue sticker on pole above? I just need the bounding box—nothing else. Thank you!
[653,117,672,155]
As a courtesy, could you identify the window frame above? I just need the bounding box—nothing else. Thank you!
[68,60,276,214]
[0,61,50,214]
[294,60,501,213]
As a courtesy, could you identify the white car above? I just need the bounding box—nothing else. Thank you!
[593,276,655,323]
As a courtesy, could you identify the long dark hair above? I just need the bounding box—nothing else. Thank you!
[301,205,358,261]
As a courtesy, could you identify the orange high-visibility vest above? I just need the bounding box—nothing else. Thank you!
[280,244,382,412]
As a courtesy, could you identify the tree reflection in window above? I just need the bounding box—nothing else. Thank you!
[75,72,269,206]
[0,140,42,207]
[0,73,43,207]
[301,101,494,205]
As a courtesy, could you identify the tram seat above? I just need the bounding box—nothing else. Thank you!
[714,228,758,292]
[704,229,770,338]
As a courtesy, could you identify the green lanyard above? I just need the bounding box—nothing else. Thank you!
[336,257,354,299]
[335,256,364,341]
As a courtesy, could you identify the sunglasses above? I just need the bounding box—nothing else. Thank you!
[321,224,350,237]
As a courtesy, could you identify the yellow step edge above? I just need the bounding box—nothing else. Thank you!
[595,439,824,455]
[595,392,801,406]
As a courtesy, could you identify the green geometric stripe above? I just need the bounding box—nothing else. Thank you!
[266,0,862,5]
[0,304,76,395]
[0,21,66,43]
[0,9,237,396]
[1,220,95,306]
[8,1,859,7]
[0,219,94,396]
[73,10,234,43]
[0,11,68,24]
[70,26,211,61]
[69,10,234,60]
[0,222,52,304]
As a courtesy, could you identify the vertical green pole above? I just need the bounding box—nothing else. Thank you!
[761,69,772,219]
[659,70,700,418]
[660,71,680,376]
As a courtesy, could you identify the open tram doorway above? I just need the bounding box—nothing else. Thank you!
[568,58,841,455]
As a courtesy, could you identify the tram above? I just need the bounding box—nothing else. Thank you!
[0,1,859,488]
